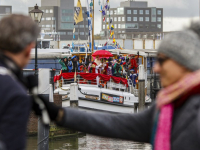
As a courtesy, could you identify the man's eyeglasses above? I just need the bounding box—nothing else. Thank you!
[156,57,169,66]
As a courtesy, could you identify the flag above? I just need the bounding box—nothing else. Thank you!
[107,25,109,29]
[73,28,75,33]
[102,10,106,16]
[110,31,114,37]
[72,42,75,48]
[113,38,116,43]
[73,34,75,39]
[74,0,83,24]
[101,5,102,10]
[104,42,108,46]
[103,17,105,22]
[110,19,112,24]
[111,25,114,30]
[90,13,93,17]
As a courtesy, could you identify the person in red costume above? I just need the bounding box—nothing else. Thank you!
[129,55,138,73]
[89,62,98,84]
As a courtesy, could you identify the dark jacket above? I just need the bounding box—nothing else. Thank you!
[0,55,31,150]
[60,95,200,150]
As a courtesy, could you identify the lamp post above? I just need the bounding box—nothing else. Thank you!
[29,5,46,150]
[29,4,43,76]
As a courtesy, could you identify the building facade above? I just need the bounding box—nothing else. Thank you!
[101,1,163,39]
[29,0,88,41]
[0,6,12,20]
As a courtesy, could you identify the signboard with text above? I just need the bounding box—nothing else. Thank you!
[101,93,124,104]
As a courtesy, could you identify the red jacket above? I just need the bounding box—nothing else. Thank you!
[129,58,138,70]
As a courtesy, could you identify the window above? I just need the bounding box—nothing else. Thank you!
[46,10,49,13]
[122,17,125,21]
[122,31,125,33]
[117,8,124,15]
[86,25,88,28]
[52,17,55,20]
[118,31,121,33]
[121,24,125,29]
[139,10,143,14]
[133,10,137,14]
[151,24,156,28]
[133,17,137,21]
[52,25,55,27]
[42,18,45,21]
[42,25,45,27]
[79,25,84,28]
[74,32,78,35]
[114,17,117,21]
[107,11,109,15]
[139,24,143,28]
[145,24,149,28]
[152,17,156,22]
[118,17,121,21]
[157,10,162,15]
[145,10,149,15]
[125,23,138,29]
[157,17,161,22]
[107,18,109,22]
[61,23,74,29]
[114,24,117,28]
[59,32,66,35]
[110,10,113,15]
[61,16,73,22]
[75,25,79,28]
[86,18,88,21]
[127,10,131,14]
[86,33,88,35]
[157,24,161,28]
[67,32,73,35]
[114,10,117,15]
[50,9,53,13]
[139,17,143,21]
[82,10,84,13]
[127,17,131,21]
[46,25,51,27]
[5,7,11,14]
[46,17,51,20]
[145,17,149,22]
[118,24,121,28]
[103,25,105,29]
[80,32,84,35]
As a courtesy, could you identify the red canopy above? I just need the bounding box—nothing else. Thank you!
[92,50,113,57]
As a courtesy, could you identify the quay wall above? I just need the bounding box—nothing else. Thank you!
[27,94,62,136]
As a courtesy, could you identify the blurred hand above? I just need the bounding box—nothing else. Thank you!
[32,95,61,121]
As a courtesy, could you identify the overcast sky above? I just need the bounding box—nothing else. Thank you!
[0,0,199,34]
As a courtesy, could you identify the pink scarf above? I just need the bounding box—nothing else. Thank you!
[155,70,200,150]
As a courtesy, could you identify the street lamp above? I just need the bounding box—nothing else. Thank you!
[29,4,43,76]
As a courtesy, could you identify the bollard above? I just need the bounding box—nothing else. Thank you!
[70,83,78,100]
[38,69,51,150]
[138,65,146,111]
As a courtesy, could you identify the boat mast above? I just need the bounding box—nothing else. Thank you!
[92,0,94,59]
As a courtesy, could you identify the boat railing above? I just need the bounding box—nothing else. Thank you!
[54,77,130,93]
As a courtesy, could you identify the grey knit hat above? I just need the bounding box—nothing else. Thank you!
[158,22,200,71]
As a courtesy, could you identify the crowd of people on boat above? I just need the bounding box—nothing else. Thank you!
[58,54,139,86]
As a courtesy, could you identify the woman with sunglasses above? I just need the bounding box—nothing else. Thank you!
[33,22,200,150]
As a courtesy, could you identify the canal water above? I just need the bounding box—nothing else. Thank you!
[26,134,152,150]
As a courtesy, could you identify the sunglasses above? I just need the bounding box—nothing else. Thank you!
[156,57,169,66]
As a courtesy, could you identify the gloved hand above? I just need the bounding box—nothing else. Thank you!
[32,95,61,121]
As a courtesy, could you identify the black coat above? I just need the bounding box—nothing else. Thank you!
[59,95,200,150]
[0,56,31,150]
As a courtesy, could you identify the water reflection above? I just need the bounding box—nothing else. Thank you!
[27,134,152,150]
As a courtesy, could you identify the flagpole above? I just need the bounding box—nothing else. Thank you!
[92,0,94,61]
